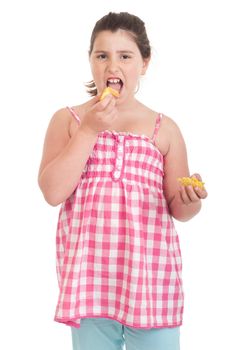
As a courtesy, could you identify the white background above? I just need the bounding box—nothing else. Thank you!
[0,0,231,349]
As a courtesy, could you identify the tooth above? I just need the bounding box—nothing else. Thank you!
[108,78,120,84]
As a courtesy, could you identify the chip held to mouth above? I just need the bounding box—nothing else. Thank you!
[100,87,120,101]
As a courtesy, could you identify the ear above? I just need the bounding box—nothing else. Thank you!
[141,57,150,75]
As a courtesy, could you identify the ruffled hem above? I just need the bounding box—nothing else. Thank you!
[55,313,183,329]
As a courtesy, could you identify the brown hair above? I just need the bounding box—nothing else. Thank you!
[86,12,151,96]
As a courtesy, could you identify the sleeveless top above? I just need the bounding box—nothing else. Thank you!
[54,107,184,329]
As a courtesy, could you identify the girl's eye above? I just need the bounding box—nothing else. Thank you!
[121,54,131,60]
[97,54,107,60]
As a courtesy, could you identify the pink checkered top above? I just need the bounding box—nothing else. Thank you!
[54,107,184,329]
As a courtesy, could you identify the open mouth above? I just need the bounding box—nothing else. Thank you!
[106,78,123,93]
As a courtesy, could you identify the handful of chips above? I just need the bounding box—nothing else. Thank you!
[178,177,205,189]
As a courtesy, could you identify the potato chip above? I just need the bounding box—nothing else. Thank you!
[178,177,205,189]
[100,87,120,101]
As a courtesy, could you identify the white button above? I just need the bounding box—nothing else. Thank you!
[114,171,120,179]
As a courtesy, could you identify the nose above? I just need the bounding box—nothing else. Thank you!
[107,58,119,74]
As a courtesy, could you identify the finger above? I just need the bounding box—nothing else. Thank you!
[97,108,118,125]
[89,94,113,112]
[180,185,200,204]
[103,96,117,113]
[89,95,102,106]
[179,186,192,205]
[185,186,202,202]
[97,94,115,110]
[94,104,118,127]
[89,95,111,115]
[96,101,117,120]
[191,173,202,181]
[194,187,208,199]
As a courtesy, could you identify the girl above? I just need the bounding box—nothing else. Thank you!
[38,12,207,350]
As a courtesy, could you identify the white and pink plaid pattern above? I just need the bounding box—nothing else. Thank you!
[55,112,184,329]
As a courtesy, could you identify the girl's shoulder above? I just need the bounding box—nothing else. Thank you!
[67,101,91,136]
[138,103,178,130]
[52,102,86,122]
[128,103,182,156]
[155,113,183,156]
[50,101,88,137]
[159,113,180,132]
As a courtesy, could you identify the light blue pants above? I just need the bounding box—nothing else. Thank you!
[71,318,180,350]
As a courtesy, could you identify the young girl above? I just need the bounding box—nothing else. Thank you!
[38,12,207,350]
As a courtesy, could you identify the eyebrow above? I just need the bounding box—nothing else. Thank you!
[93,50,135,54]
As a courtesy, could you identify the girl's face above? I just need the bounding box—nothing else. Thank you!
[89,30,150,102]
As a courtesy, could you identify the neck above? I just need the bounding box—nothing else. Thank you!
[116,97,141,113]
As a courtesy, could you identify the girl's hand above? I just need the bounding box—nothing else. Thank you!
[179,173,208,205]
[80,94,118,135]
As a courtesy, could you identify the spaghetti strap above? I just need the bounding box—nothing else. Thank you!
[151,113,162,144]
[66,106,81,125]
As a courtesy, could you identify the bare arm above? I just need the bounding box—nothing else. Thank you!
[38,110,98,206]
[38,94,118,206]
[160,117,207,222]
